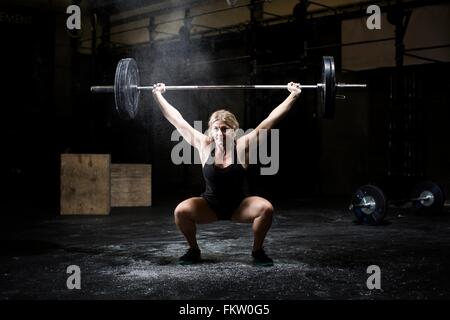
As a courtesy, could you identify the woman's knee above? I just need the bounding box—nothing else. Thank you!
[174,201,193,220]
[175,198,218,224]
[257,199,274,219]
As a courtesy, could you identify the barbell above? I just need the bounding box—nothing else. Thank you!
[90,56,367,120]
[349,181,446,225]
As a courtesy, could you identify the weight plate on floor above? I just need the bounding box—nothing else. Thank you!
[411,181,445,214]
[351,184,387,225]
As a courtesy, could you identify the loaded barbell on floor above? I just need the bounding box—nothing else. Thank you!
[349,181,446,225]
[349,185,387,225]
[90,56,367,120]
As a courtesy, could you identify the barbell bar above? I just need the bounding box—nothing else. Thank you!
[92,84,318,91]
[352,194,434,208]
[90,56,367,120]
[92,83,367,91]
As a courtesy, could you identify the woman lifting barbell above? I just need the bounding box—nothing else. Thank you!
[152,82,302,266]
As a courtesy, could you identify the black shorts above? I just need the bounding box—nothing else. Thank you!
[201,194,246,220]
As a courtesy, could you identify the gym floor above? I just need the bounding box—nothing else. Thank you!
[1,197,449,300]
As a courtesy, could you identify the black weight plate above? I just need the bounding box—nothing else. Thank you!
[411,181,445,214]
[320,56,336,119]
[351,184,387,225]
[114,58,140,119]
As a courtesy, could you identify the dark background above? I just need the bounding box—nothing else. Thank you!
[1,0,449,215]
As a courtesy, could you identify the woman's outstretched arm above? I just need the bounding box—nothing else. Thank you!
[152,83,207,149]
[237,82,302,147]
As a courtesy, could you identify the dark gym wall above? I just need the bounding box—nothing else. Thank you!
[3,1,450,214]
[2,6,57,213]
[342,63,450,199]
[419,63,450,193]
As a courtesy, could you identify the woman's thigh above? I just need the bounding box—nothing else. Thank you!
[230,196,274,223]
[175,197,218,224]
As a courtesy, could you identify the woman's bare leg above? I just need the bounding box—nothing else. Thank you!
[174,197,218,249]
[231,196,274,251]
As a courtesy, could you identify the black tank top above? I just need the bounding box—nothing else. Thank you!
[201,144,248,203]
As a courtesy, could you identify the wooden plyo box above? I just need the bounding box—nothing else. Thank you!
[111,164,152,207]
[60,154,111,215]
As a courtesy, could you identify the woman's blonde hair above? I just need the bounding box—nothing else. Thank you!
[206,109,239,140]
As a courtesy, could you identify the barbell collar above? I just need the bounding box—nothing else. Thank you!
[91,86,114,93]
[336,83,367,88]
[412,195,433,201]
[388,195,434,204]
[351,203,374,208]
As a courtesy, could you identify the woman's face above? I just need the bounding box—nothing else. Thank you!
[211,120,235,147]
